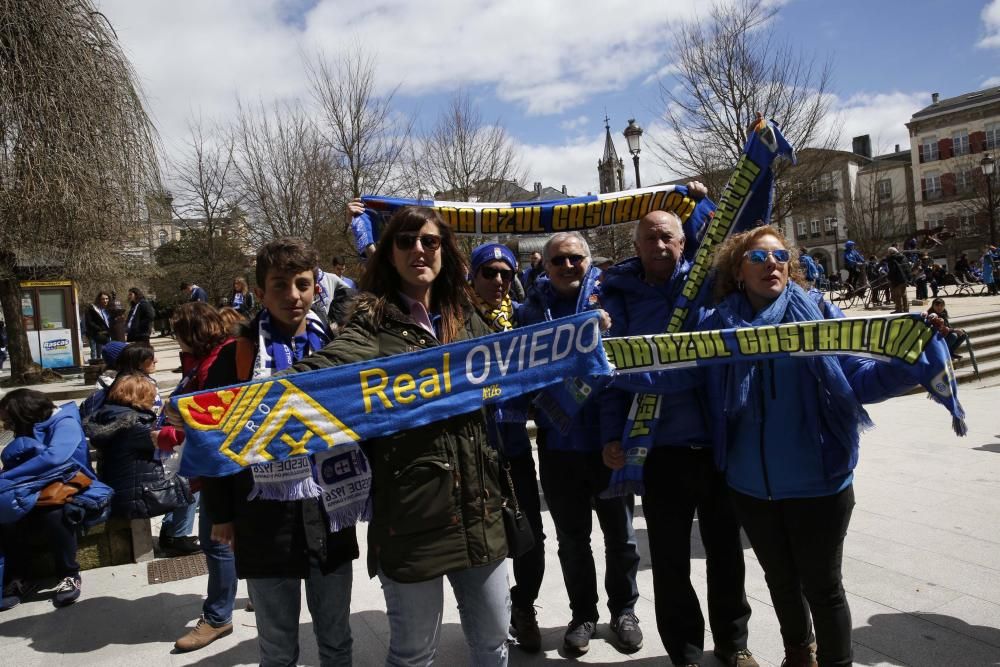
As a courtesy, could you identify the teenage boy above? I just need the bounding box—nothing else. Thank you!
[201,237,359,666]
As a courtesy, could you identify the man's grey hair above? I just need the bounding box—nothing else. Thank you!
[543,231,591,262]
[632,210,685,243]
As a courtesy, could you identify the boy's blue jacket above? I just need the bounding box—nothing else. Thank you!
[516,268,604,451]
[700,294,913,498]
[598,257,711,447]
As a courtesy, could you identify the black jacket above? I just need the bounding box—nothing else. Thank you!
[200,341,359,580]
[126,299,155,341]
[84,305,112,344]
[84,403,163,519]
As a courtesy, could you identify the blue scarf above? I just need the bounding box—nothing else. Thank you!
[252,309,329,379]
[716,284,874,445]
[174,312,610,478]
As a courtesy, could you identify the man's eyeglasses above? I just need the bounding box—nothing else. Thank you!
[394,233,442,252]
[479,266,514,281]
[548,254,586,267]
[743,249,790,265]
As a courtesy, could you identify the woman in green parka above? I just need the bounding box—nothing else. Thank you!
[288,206,510,666]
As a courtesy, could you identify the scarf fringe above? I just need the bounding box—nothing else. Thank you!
[326,496,372,533]
[247,476,323,502]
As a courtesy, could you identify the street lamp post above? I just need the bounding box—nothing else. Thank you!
[623,119,643,189]
[983,153,996,246]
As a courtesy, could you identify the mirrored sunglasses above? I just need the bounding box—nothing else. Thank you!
[394,233,442,251]
[744,249,790,264]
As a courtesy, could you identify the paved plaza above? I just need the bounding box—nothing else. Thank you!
[0,372,999,665]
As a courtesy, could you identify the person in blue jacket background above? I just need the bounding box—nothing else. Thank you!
[517,231,642,656]
[702,225,918,667]
[0,389,94,610]
[600,210,755,667]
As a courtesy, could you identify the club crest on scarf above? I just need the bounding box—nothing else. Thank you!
[177,379,361,468]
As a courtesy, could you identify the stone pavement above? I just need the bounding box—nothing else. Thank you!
[1,379,999,666]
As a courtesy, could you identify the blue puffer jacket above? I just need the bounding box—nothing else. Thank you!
[598,257,711,447]
[517,267,604,451]
[700,294,914,499]
[0,403,95,523]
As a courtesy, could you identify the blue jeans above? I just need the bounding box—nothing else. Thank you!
[198,505,237,626]
[247,561,353,667]
[87,338,103,363]
[379,561,509,667]
[161,491,199,538]
[538,445,640,623]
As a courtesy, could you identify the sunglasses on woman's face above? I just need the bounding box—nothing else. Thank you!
[548,254,586,267]
[479,266,514,281]
[394,233,442,252]
[743,249,791,264]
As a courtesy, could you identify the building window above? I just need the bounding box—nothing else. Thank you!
[824,217,837,232]
[987,123,1000,150]
[877,178,892,201]
[819,172,833,192]
[796,220,808,238]
[157,230,168,247]
[956,170,975,194]
[921,136,939,161]
[952,130,970,156]
[809,219,820,235]
[926,211,945,230]
[924,171,942,200]
[959,211,976,235]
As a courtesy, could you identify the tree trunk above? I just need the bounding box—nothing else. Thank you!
[0,274,36,383]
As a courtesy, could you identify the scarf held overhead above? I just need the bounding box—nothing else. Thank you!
[605,118,797,498]
[174,312,610,478]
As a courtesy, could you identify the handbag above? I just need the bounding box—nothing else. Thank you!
[500,458,535,559]
[141,469,194,518]
[36,471,92,507]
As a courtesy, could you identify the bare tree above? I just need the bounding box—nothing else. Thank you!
[0,0,159,383]
[234,100,343,245]
[845,159,915,255]
[308,49,412,202]
[410,91,525,202]
[651,0,838,219]
[167,117,248,300]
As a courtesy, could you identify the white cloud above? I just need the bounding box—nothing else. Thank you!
[979,0,1000,48]
[559,115,590,132]
[831,91,929,154]
[983,75,1000,88]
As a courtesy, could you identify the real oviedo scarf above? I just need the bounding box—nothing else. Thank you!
[247,309,373,532]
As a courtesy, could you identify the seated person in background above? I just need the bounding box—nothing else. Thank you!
[925,298,968,360]
[0,389,95,610]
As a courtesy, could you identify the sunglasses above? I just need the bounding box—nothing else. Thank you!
[548,254,586,267]
[394,233,442,252]
[479,266,514,281]
[743,249,791,264]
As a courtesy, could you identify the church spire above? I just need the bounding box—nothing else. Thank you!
[597,114,625,194]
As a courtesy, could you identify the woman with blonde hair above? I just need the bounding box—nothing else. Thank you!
[230,277,256,317]
[701,225,917,667]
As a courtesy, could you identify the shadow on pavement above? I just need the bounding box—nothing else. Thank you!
[0,592,203,653]
[853,612,1000,667]
[972,442,1000,453]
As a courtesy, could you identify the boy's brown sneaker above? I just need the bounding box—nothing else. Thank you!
[174,618,233,652]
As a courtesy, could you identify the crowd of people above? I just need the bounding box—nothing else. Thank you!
[0,191,955,667]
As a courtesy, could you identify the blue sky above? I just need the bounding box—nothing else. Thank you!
[98,0,1000,197]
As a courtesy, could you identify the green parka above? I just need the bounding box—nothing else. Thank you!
[288,293,508,582]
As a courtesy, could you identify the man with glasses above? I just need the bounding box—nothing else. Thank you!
[516,232,642,656]
[599,210,756,667]
[468,243,547,653]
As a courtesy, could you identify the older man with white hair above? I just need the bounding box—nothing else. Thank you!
[599,209,756,667]
[516,231,642,656]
